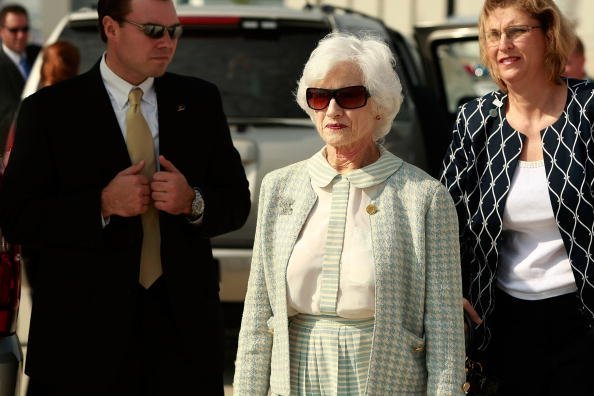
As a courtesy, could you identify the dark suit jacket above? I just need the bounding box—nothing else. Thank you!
[0,63,250,388]
[441,79,594,353]
[0,44,40,153]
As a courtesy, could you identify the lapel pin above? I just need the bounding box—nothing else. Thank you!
[176,104,186,112]
[278,197,294,215]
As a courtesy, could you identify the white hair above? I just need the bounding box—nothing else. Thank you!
[296,32,403,140]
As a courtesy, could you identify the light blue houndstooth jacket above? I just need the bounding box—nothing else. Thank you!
[234,149,466,395]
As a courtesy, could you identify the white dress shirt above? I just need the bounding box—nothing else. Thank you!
[98,55,158,227]
[99,54,159,157]
[498,160,577,300]
[98,54,203,225]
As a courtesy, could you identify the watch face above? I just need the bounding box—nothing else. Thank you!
[192,188,204,218]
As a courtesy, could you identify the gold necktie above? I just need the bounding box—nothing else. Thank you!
[126,87,162,288]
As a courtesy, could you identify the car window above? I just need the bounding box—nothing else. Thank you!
[59,22,104,71]
[60,20,329,119]
[435,39,497,112]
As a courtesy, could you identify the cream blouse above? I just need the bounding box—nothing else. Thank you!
[286,146,401,319]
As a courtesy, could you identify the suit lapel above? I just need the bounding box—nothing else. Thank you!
[82,63,132,179]
[0,48,25,95]
[154,76,182,158]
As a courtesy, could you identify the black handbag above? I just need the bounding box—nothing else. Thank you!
[464,356,499,395]
[464,316,499,395]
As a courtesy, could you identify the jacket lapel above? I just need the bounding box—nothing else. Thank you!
[273,172,317,306]
[154,75,185,159]
[269,168,316,395]
[481,92,523,228]
[82,62,132,181]
[0,48,25,95]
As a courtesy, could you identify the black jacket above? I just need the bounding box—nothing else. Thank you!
[0,62,250,387]
[0,44,40,152]
[441,78,594,352]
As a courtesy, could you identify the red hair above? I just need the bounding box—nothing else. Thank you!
[40,41,80,87]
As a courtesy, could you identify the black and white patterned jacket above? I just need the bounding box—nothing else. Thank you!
[441,78,594,351]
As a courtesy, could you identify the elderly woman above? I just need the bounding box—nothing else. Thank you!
[234,33,465,395]
[441,0,594,394]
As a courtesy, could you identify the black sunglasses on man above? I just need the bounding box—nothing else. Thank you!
[123,19,183,40]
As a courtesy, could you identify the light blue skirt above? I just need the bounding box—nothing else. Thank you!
[288,314,375,395]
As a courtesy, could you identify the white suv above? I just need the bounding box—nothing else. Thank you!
[23,3,435,306]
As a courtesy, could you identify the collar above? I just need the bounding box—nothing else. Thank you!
[307,145,402,189]
[2,42,24,65]
[99,53,156,110]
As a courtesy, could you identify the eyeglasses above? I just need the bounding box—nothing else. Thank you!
[123,20,183,40]
[485,25,541,46]
[306,85,370,110]
[4,25,29,34]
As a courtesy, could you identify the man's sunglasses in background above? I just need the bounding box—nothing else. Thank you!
[4,26,29,34]
[123,20,183,40]
[306,85,370,110]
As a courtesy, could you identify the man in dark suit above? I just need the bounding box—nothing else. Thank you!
[0,4,40,153]
[0,0,250,395]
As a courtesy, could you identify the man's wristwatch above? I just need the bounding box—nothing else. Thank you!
[189,187,204,220]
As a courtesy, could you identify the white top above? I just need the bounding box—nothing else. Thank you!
[286,180,379,319]
[497,160,577,300]
[285,147,400,319]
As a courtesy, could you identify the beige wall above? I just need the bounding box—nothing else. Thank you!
[285,0,594,77]
[40,0,70,41]
[15,0,594,76]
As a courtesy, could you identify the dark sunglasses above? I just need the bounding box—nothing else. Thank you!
[306,85,370,110]
[5,26,29,34]
[123,20,183,40]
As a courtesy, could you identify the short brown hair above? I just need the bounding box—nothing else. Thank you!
[40,41,81,87]
[97,0,172,42]
[478,0,575,92]
[0,4,28,27]
[97,0,132,43]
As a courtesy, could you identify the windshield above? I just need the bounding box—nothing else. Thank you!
[434,39,497,112]
[59,20,329,118]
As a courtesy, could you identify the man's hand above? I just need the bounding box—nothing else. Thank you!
[151,155,194,215]
[101,161,151,217]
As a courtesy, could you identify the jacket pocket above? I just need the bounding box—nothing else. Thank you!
[396,327,428,391]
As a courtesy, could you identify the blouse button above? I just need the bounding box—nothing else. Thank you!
[366,204,378,215]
